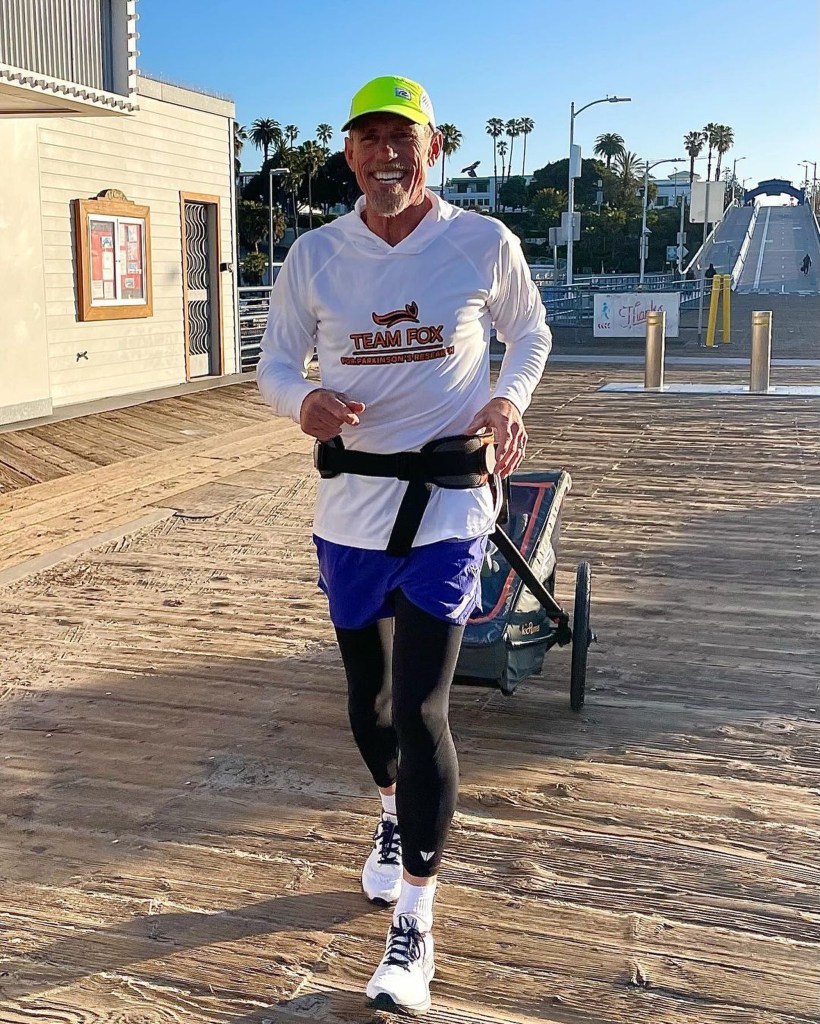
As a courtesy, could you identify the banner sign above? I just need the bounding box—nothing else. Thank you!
[593,292,681,338]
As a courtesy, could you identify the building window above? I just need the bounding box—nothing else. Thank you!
[655,196,669,207]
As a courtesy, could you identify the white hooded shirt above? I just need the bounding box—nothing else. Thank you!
[257,191,552,550]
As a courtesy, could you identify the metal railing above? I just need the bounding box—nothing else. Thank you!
[538,277,703,326]
[238,274,704,367]
[238,286,272,372]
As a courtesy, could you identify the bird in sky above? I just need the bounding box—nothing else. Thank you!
[460,160,480,177]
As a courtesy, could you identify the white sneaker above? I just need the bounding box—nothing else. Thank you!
[362,813,402,906]
[366,914,435,1016]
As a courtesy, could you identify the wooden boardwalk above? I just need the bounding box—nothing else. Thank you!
[0,370,818,1023]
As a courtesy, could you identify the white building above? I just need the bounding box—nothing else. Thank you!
[433,174,535,210]
[649,170,700,209]
[1,1,238,428]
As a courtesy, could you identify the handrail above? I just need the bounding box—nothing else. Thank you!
[730,204,760,290]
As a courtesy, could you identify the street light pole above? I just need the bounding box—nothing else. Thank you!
[731,156,746,204]
[268,167,288,287]
[639,157,685,285]
[800,160,817,214]
[566,95,631,286]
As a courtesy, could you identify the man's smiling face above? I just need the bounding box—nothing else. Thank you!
[345,113,442,218]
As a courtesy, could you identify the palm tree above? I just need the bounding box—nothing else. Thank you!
[282,154,303,238]
[684,130,706,185]
[613,150,644,207]
[249,118,281,164]
[486,118,504,211]
[497,140,508,191]
[505,119,521,185]
[714,125,734,181]
[593,132,625,170]
[284,124,299,149]
[301,141,326,229]
[438,123,463,197]
[703,122,721,182]
[316,123,333,152]
[519,116,534,176]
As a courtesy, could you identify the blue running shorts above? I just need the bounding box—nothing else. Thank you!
[314,535,488,630]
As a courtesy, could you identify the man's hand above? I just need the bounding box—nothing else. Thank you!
[466,397,526,478]
[300,389,366,441]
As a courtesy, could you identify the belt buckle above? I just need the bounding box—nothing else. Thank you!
[314,438,341,479]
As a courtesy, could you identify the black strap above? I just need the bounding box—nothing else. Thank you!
[316,440,487,485]
[387,477,433,557]
[314,434,492,557]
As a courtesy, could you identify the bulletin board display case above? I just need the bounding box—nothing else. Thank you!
[74,194,153,321]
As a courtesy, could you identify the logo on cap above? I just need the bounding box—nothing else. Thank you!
[394,87,412,100]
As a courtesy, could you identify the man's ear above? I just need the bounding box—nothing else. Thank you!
[427,129,443,168]
[344,135,355,172]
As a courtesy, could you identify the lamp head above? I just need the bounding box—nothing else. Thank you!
[608,96,631,103]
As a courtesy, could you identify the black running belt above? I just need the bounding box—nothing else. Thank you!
[314,434,495,557]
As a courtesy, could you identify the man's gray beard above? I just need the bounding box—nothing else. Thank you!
[366,188,411,218]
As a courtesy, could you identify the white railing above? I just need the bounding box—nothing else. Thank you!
[730,204,760,289]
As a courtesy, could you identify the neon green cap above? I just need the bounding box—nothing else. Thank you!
[342,75,436,132]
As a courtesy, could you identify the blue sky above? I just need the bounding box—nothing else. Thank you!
[138,0,818,193]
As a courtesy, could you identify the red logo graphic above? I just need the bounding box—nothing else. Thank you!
[372,301,419,328]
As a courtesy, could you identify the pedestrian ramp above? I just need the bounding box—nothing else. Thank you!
[735,204,820,294]
[689,205,754,277]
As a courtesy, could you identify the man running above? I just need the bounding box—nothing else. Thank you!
[257,75,551,1015]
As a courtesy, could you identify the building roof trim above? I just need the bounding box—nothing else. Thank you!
[0,63,138,113]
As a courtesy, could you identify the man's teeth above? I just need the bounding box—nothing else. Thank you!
[374,170,406,181]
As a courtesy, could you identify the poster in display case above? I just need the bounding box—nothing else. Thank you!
[74,191,153,321]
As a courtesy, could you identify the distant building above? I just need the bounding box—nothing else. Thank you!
[649,170,700,209]
[433,174,535,210]
[1,1,238,429]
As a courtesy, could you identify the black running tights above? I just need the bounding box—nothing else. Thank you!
[334,590,464,878]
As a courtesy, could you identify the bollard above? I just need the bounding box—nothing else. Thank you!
[750,310,772,393]
[644,309,666,389]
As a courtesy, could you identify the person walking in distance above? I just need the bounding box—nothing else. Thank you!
[257,75,551,1015]
[801,253,812,275]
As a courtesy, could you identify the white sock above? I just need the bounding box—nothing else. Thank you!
[380,791,397,819]
[394,878,437,932]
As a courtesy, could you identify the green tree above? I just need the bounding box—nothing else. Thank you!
[498,175,529,212]
[519,116,534,176]
[684,130,706,185]
[528,157,613,210]
[284,124,300,148]
[237,200,270,253]
[312,149,360,211]
[438,123,463,196]
[485,118,504,211]
[529,186,565,223]
[241,251,269,285]
[713,125,734,181]
[593,132,625,170]
[249,118,281,164]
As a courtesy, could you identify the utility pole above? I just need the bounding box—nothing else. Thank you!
[267,167,288,287]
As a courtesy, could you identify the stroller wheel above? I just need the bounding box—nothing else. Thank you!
[570,562,592,711]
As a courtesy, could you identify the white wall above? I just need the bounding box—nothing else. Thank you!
[1,74,237,421]
[0,119,52,425]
